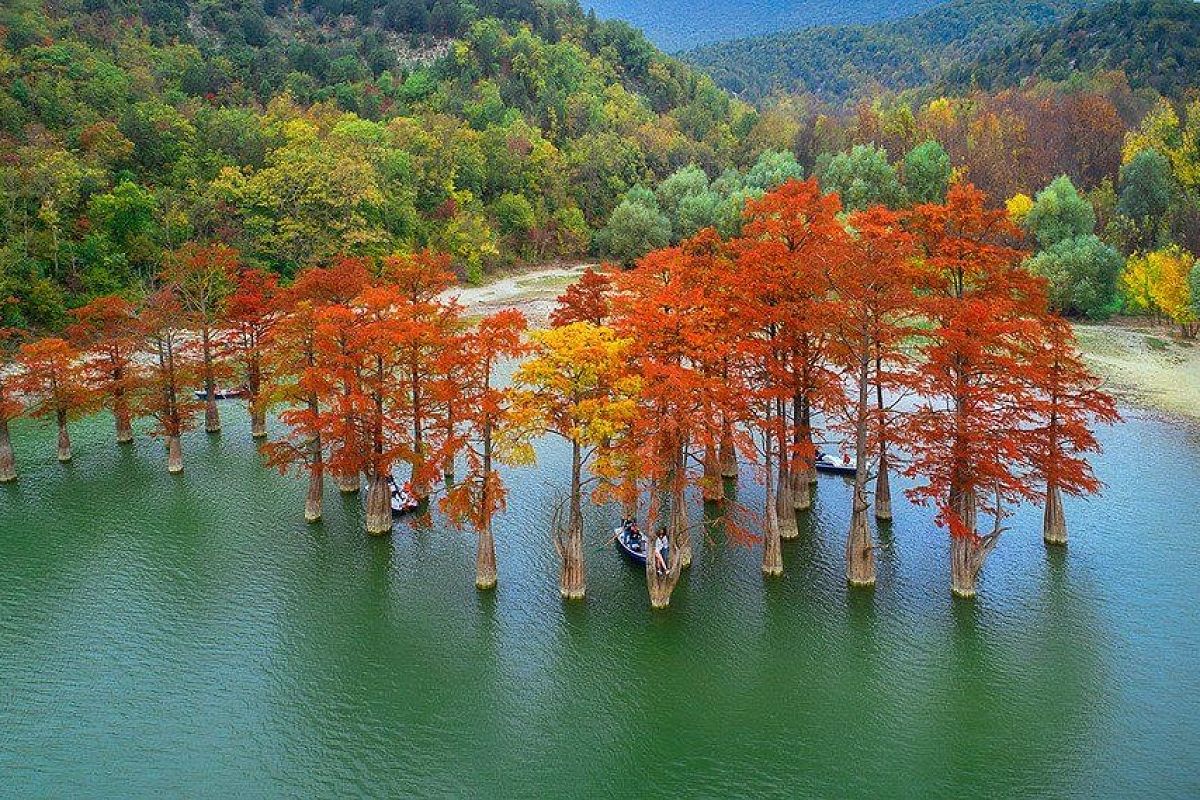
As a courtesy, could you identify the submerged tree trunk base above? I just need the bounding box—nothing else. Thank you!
[115,411,134,445]
[702,443,723,503]
[57,422,72,463]
[1043,484,1067,546]
[365,474,392,535]
[777,465,798,541]
[762,503,783,577]
[304,464,323,522]
[166,435,183,474]
[950,534,1001,598]
[558,522,586,600]
[875,453,892,521]
[719,431,737,479]
[250,409,267,440]
[476,523,498,590]
[335,470,360,493]
[0,422,16,483]
[846,510,876,587]
[205,399,220,434]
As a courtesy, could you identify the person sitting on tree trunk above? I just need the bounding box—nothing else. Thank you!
[654,529,669,576]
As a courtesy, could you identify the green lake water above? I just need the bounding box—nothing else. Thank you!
[2,400,1199,798]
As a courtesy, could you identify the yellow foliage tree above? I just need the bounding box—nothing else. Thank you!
[1147,246,1200,338]
[1006,193,1034,226]
[508,322,640,599]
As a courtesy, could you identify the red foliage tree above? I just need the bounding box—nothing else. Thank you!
[381,250,460,500]
[439,309,529,590]
[225,268,283,439]
[138,287,204,473]
[1022,316,1119,546]
[67,295,141,445]
[903,183,1044,597]
[825,206,919,586]
[162,242,237,433]
[14,337,93,463]
[262,258,372,521]
[549,266,614,327]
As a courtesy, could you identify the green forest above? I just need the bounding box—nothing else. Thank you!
[3,0,1200,333]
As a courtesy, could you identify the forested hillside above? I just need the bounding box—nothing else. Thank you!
[0,0,754,327]
[945,0,1200,98]
[681,0,1102,103]
[582,0,945,52]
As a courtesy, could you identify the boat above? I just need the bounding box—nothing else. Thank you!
[815,450,857,476]
[194,386,247,400]
[389,477,420,516]
[614,523,648,565]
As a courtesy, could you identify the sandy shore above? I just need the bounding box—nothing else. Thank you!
[442,263,592,325]
[1073,322,1200,420]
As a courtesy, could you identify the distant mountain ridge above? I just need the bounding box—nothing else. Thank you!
[944,0,1200,98]
[680,0,1105,103]
[583,0,947,51]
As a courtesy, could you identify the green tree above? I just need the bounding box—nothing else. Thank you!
[1026,235,1122,319]
[902,140,952,205]
[1025,176,1095,249]
[599,193,670,265]
[1118,149,1175,249]
[819,144,903,211]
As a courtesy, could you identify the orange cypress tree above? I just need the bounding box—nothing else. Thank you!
[381,250,460,500]
[162,243,237,433]
[1023,316,1119,546]
[439,309,530,590]
[739,179,846,515]
[138,287,204,473]
[549,266,614,327]
[904,183,1044,597]
[613,231,733,607]
[67,295,141,445]
[14,337,94,463]
[225,268,283,439]
[826,206,919,587]
[263,259,372,521]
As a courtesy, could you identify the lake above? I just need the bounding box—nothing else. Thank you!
[1,401,1198,797]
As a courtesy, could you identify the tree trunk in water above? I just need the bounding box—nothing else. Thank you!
[674,487,692,569]
[948,488,999,598]
[777,461,798,541]
[845,492,875,587]
[365,473,392,535]
[875,449,892,521]
[558,440,586,600]
[56,412,72,463]
[647,496,684,608]
[114,392,133,444]
[250,407,267,439]
[166,435,183,474]
[476,518,498,591]
[0,418,16,483]
[762,431,783,576]
[305,454,324,523]
[205,397,220,433]
[335,455,359,493]
[702,441,723,503]
[1043,483,1067,546]
[719,426,737,478]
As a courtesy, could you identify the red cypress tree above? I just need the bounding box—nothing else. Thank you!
[0,324,22,482]
[1022,316,1119,546]
[225,268,283,439]
[903,183,1044,597]
[138,287,204,473]
[439,309,529,590]
[67,295,141,445]
[550,266,614,327]
[14,337,94,463]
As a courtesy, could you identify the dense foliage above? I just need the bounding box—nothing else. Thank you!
[948,0,1200,99]
[0,0,754,327]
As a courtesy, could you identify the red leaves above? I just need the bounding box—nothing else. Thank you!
[550,266,614,327]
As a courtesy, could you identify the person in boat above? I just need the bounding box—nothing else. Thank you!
[625,520,643,549]
[653,529,669,576]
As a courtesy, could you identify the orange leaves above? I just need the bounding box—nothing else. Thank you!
[550,266,614,328]
[14,337,93,421]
